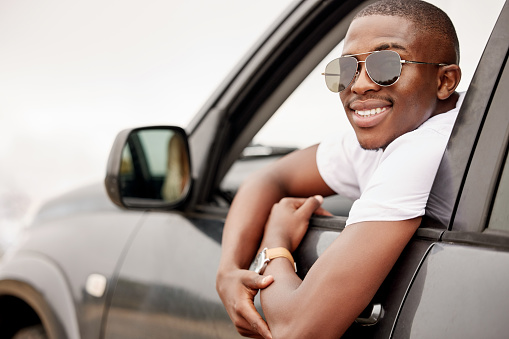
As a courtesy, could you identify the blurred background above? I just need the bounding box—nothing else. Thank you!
[0,0,294,251]
[0,0,505,252]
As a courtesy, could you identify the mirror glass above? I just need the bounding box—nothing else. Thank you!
[119,128,190,206]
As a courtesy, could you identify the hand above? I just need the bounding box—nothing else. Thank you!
[263,196,331,252]
[216,268,275,338]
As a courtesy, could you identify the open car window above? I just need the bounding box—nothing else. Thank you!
[219,0,505,215]
[252,0,505,151]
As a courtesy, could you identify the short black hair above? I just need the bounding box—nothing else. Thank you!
[354,0,460,64]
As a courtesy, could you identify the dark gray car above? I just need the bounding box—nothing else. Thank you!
[1,0,509,338]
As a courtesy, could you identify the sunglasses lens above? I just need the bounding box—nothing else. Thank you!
[366,50,402,86]
[324,57,357,92]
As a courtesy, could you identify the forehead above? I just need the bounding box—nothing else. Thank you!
[343,15,423,56]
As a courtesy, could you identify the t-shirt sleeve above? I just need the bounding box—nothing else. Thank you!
[346,128,449,226]
[316,131,361,201]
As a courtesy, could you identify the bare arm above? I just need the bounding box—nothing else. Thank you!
[216,145,334,338]
[260,217,420,339]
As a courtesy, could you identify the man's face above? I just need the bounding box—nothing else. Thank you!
[340,15,441,150]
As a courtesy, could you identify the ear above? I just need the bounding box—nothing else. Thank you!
[437,64,462,100]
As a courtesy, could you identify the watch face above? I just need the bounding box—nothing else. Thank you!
[253,249,267,274]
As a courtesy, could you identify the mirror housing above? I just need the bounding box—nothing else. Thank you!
[105,126,191,209]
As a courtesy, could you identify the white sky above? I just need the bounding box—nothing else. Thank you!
[0,0,506,246]
[0,0,294,247]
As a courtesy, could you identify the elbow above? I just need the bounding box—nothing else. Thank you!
[268,319,316,339]
[265,308,314,339]
[266,311,346,339]
[267,319,293,339]
[262,291,316,338]
[271,326,299,339]
[263,303,297,339]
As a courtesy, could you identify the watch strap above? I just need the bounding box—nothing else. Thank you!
[265,247,297,272]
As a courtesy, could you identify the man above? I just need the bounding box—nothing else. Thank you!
[216,1,462,338]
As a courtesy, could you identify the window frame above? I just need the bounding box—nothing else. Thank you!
[438,1,509,248]
[187,0,374,207]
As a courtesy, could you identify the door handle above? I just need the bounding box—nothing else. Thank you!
[355,304,383,326]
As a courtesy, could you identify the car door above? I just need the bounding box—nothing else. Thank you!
[390,3,509,337]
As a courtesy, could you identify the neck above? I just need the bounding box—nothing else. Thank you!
[432,92,460,117]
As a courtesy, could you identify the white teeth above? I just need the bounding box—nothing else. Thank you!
[355,107,387,117]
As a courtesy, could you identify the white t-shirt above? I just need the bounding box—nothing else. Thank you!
[316,92,465,226]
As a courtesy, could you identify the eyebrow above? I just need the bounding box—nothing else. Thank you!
[342,43,408,56]
[373,43,407,52]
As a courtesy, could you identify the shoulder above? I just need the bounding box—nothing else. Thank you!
[383,106,459,162]
[386,91,463,153]
[316,129,382,198]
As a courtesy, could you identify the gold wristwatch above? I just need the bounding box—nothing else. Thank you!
[253,247,297,274]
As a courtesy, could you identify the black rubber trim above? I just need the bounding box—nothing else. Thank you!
[442,229,509,250]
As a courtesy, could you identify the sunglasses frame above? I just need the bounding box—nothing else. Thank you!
[323,50,449,93]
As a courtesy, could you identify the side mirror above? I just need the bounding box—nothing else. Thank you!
[105,126,191,209]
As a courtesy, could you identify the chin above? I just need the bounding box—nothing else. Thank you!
[356,129,402,151]
[355,134,386,151]
[359,143,383,151]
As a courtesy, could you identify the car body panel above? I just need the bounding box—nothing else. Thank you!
[0,185,145,338]
[103,213,233,338]
[391,243,509,338]
[0,260,77,339]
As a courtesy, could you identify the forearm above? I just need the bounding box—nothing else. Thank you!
[260,219,421,339]
[218,172,288,271]
[219,145,331,272]
[260,254,362,339]
[259,258,303,336]
[215,145,334,338]
[215,172,288,339]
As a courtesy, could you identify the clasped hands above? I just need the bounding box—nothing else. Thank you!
[216,196,331,338]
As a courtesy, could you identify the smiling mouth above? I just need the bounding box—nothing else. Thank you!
[354,106,388,117]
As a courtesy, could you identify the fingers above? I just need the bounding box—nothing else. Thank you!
[275,195,331,219]
[222,270,273,338]
[247,312,273,339]
[266,196,332,251]
[242,272,275,290]
[294,195,325,219]
[234,302,272,339]
[227,302,267,337]
[313,194,324,204]
[314,207,334,217]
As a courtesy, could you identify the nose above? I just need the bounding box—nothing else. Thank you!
[350,62,380,94]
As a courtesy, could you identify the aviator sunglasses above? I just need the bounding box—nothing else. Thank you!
[323,50,448,93]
